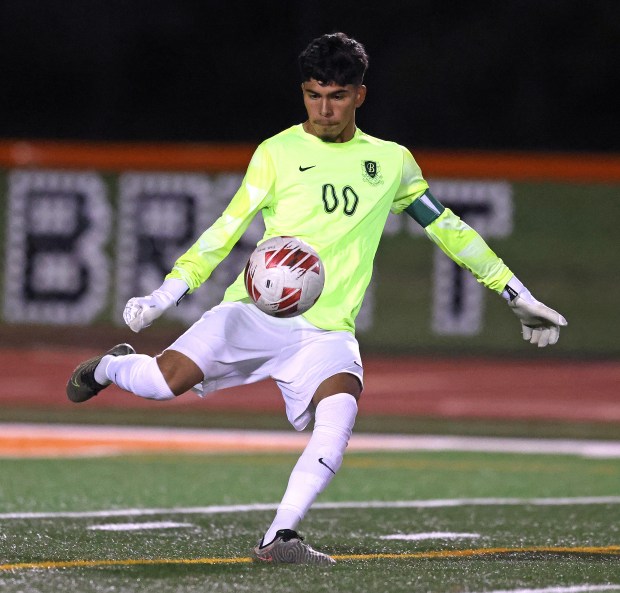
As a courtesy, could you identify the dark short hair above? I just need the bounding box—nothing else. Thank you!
[298,32,368,86]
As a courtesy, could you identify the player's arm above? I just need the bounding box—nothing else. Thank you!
[124,144,276,332]
[407,192,513,293]
[394,147,510,291]
[166,143,275,291]
[394,146,566,347]
[404,192,567,347]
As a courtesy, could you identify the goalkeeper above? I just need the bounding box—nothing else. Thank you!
[67,32,566,565]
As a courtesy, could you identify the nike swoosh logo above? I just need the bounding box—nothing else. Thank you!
[299,165,316,172]
[318,458,336,475]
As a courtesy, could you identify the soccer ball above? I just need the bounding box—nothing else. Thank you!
[244,236,325,318]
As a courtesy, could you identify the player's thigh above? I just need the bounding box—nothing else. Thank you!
[165,301,284,393]
[275,329,364,429]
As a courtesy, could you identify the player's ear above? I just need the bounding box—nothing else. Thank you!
[355,85,367,108]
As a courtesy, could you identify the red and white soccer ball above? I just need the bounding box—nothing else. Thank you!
[244,236,325,318]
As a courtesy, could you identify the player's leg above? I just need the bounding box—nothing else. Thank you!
[66,303,224,403]
[254,330,363,565]
[67,302,277,404]
[103,349,203,399]
[257,375,360,536]
[264,374,361,534]
[67,344,202,403]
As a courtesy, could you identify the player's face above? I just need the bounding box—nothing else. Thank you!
[301,79,366,143]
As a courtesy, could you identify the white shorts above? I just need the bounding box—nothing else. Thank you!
[167,301,363,431]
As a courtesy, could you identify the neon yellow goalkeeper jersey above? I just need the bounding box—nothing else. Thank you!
[167,124,428,332]
[167,124,511,332]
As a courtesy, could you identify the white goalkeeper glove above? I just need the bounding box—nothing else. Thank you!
[123,278,189,333]
[502,276,567,348]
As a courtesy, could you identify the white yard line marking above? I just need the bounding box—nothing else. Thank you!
[88,521,195,531]
[1,496,619,520]
[461,586,620,593]
[380,532,480,541]
[1,423,620,458]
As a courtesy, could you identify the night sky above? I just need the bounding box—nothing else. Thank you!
[1,0,618,151]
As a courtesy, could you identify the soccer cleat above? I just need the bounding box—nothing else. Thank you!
[252,529,336,566]
[66,343,135,403]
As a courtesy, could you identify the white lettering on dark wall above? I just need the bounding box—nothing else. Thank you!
[2,172,512,336]
[4,171,110,324]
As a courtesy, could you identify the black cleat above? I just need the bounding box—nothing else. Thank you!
[66,343,135,403]
[252,529,336,565]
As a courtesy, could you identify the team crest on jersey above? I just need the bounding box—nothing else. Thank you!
[361,160,383,185]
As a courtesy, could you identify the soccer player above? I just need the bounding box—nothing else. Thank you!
[67,32,567,565]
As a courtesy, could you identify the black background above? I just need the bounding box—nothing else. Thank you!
[1,0,618,151]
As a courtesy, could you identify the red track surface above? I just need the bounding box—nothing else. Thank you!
[1,348,619,423]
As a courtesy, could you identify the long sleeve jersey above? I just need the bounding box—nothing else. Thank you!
[167,124,513,332]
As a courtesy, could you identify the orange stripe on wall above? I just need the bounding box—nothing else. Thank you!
[0,140,256,173]
[417,149,620,183]
[1,140,619,182]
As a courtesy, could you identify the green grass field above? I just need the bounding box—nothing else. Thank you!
[1,444,619,593]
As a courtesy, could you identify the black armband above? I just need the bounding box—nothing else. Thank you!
[404,190,445,227]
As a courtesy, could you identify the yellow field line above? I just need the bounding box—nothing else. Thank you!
[0,557,253,571]
[335,545,620,561]
[2,546,619,571]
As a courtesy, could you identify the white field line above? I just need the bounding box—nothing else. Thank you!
[1,496,620,521]
[87,522,195,531]
[380,532,480,541]
[1,423,620,458]
[462,586,620,593]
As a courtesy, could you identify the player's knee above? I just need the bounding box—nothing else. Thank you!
[156,350,203,396]
[313,393,358,442]
[313,373,362,405]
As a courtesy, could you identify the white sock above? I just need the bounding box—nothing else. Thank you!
[261,392,358,545]
[93,357,113,386]
[97,354,175,400]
